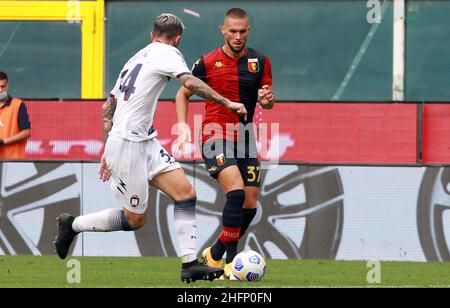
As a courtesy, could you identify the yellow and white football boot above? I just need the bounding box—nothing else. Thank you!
[201,247,223,269]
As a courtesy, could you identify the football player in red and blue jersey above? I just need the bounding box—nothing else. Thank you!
[175,8,275,279]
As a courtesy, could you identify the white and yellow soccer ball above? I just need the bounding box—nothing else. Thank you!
[231,250,266,282]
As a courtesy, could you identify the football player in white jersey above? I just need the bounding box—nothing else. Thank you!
[55,13,247,284]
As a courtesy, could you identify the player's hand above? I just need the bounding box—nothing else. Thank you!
[258,85,275,109]
[227,101,248,121]
[174,122,192,155]
[98,156,111,182]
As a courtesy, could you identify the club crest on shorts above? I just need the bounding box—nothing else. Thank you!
[216,153,226,166]
[248,58,259,73]
[130,195,140,207]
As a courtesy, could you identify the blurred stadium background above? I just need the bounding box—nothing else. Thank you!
[1,0,450,287]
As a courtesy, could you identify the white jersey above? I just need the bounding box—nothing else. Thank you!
[109,42,190,141]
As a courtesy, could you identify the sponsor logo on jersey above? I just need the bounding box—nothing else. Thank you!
[214,61,225,69]
[248,58,259,73]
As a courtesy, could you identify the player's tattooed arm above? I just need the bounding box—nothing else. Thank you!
[178,74,229,106]
[177,74,247,120]
[102,95,117,141]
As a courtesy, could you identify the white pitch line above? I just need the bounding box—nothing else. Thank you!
[183,8,200,18]
[331,1,389,100]
[0,22,22,60]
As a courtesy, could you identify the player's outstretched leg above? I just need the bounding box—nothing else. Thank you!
[54,208,138,259]
[181,260,224,283]
[54,213,78,259]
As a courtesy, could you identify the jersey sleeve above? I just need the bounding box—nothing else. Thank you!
[260,56,273,87]
[18,102,31,130]
[110,70,126,98]
[191,57,207,82]
[155,48,191,78]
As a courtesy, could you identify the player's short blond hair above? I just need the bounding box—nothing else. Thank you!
[153,13,185,39]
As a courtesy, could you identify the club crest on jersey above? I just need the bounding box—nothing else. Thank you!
[216,153,226,166]
[130,195,140,208]
[248,58,259,73]
[214,61,225,69]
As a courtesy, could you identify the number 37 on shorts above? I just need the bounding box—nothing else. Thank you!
[240,163,261,187]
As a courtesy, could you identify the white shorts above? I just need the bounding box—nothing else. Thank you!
[103,136,181,214]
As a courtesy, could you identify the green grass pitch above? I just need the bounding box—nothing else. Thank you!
[1,256,450,288]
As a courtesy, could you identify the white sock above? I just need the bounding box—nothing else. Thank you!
[174,198,197,263]
[72,209,132,233]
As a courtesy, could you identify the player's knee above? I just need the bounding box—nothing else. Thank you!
[124,212,147,230]
[186,184,197,199]
[227,189,245,204]
[128,216,146,230]
[176,182,197,201]
[243,198,257,209]
[243,188,259,209]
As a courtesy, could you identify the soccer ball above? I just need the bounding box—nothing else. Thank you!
[231,250,266,282]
